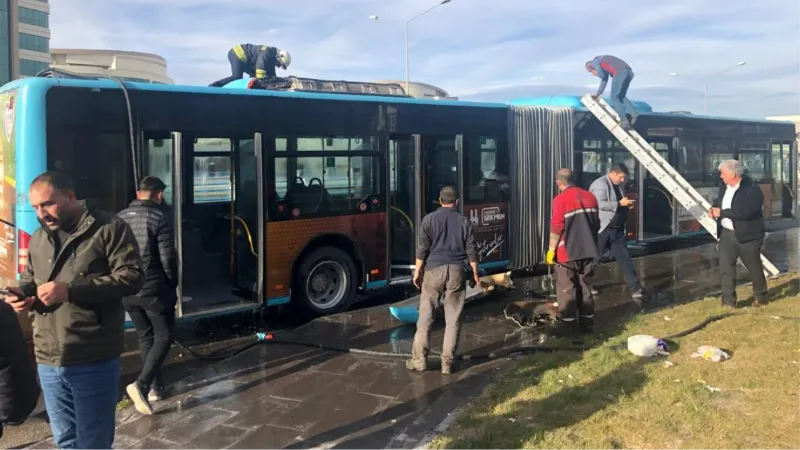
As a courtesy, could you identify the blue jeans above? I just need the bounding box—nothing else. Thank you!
[609,69,637,121]
[38,357,120,449]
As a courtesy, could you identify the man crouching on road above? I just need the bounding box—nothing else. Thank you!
[407,186,480,375]
[545,169,600,334]
[3,171,144,450]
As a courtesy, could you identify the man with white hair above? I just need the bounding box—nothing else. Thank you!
[708,159,768,307]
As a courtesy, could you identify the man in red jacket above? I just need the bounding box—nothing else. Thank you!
[546,168,601,333]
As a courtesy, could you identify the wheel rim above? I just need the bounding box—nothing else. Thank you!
[305,260,348,310]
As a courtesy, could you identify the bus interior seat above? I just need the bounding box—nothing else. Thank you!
[285,180,333,214]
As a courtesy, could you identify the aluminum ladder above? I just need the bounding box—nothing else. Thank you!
[580,94,780,278]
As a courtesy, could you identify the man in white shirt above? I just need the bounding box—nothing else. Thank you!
[708,160,768,307]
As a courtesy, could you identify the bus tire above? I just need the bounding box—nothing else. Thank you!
[295,246,357,316]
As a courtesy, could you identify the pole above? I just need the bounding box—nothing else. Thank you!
[405,22,410,94]
[403,0,450,96]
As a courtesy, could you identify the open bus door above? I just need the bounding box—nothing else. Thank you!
[167,132,264,320]
[388,134,462,282]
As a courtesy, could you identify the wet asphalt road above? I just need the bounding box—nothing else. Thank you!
[0,227,798,448]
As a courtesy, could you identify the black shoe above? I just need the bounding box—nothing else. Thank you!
[579,316,594,334]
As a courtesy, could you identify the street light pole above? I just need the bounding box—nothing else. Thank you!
[404,0,451,93]
[671,61,746,115]
[703,61,746,115]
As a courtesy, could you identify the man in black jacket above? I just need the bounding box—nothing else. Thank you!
[117,176,178,415]
[709,159,768,307]
[0,301,40,440]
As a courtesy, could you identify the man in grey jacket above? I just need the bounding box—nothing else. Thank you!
[588,163,644,300]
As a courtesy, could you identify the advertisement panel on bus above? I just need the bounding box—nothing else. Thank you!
[0,90,16,285]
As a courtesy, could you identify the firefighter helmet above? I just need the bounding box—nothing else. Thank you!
[277,49,292,69]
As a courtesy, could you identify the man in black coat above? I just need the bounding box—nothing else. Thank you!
[0,301,40,440]
[117,176,178,415]
[709,159,768,307]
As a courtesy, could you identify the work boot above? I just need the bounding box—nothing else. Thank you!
[406,357,427,372]
[126,382,154,415]
[441,360,453,375]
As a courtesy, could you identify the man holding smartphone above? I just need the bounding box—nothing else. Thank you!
[588,163,645,301]
[4,172,143,449]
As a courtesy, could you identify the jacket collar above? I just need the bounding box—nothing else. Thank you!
[39,199,96,240]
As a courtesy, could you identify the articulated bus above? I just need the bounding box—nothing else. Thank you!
[0,75,795,329]
[515,96,798,243]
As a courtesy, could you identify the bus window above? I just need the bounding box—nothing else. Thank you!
[646,142,669,179]
[273,136,383,218]
[678,136,703,182]
[144,138,173,201]
[46,88,133,213]
[193,138,232,204]
[465,136,509,203]
[47,131,132,214]
[738,152,768,180]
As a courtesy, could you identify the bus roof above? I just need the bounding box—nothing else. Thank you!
[0,76,508,109]
[510,95,791,126]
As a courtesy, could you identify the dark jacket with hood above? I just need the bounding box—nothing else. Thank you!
[0,301,40,438]
[117,199,177,299]
[18,200,144,367]
[712,175,766,243]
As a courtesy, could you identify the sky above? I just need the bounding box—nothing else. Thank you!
[50,0,800,119]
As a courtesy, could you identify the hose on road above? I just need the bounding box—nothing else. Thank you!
[173,311,800,363]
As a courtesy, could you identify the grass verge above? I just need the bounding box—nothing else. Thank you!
[429,273,800,449]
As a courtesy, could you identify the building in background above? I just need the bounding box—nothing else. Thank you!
[50,49,173,83]
[0,0,51,84]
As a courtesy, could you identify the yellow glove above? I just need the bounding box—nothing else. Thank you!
[545,249,556,265]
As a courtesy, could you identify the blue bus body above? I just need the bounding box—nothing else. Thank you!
[0,77,795,328]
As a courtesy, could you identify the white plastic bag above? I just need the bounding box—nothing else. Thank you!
[627,335,670,357]
[691,345,730,362]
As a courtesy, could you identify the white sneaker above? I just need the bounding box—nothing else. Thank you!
[126,383,154,415]
[148,388,162,402]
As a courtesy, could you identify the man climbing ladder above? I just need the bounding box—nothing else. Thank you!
[210,44,292,87]
[585,55,638,130]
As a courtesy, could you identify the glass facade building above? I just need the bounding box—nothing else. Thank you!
[0,0,50,84]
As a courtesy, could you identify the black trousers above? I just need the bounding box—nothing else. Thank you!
[210,50,248,87]
[590,226,642,292]
[555,258,595,321]
[718,229,768,305]
[125,296,176,390]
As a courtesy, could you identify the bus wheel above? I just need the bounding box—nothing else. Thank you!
[296,246,356,316]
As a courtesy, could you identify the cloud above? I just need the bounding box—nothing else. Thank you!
[50,0,800,118]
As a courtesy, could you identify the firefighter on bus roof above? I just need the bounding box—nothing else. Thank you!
[210,44,292,87]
